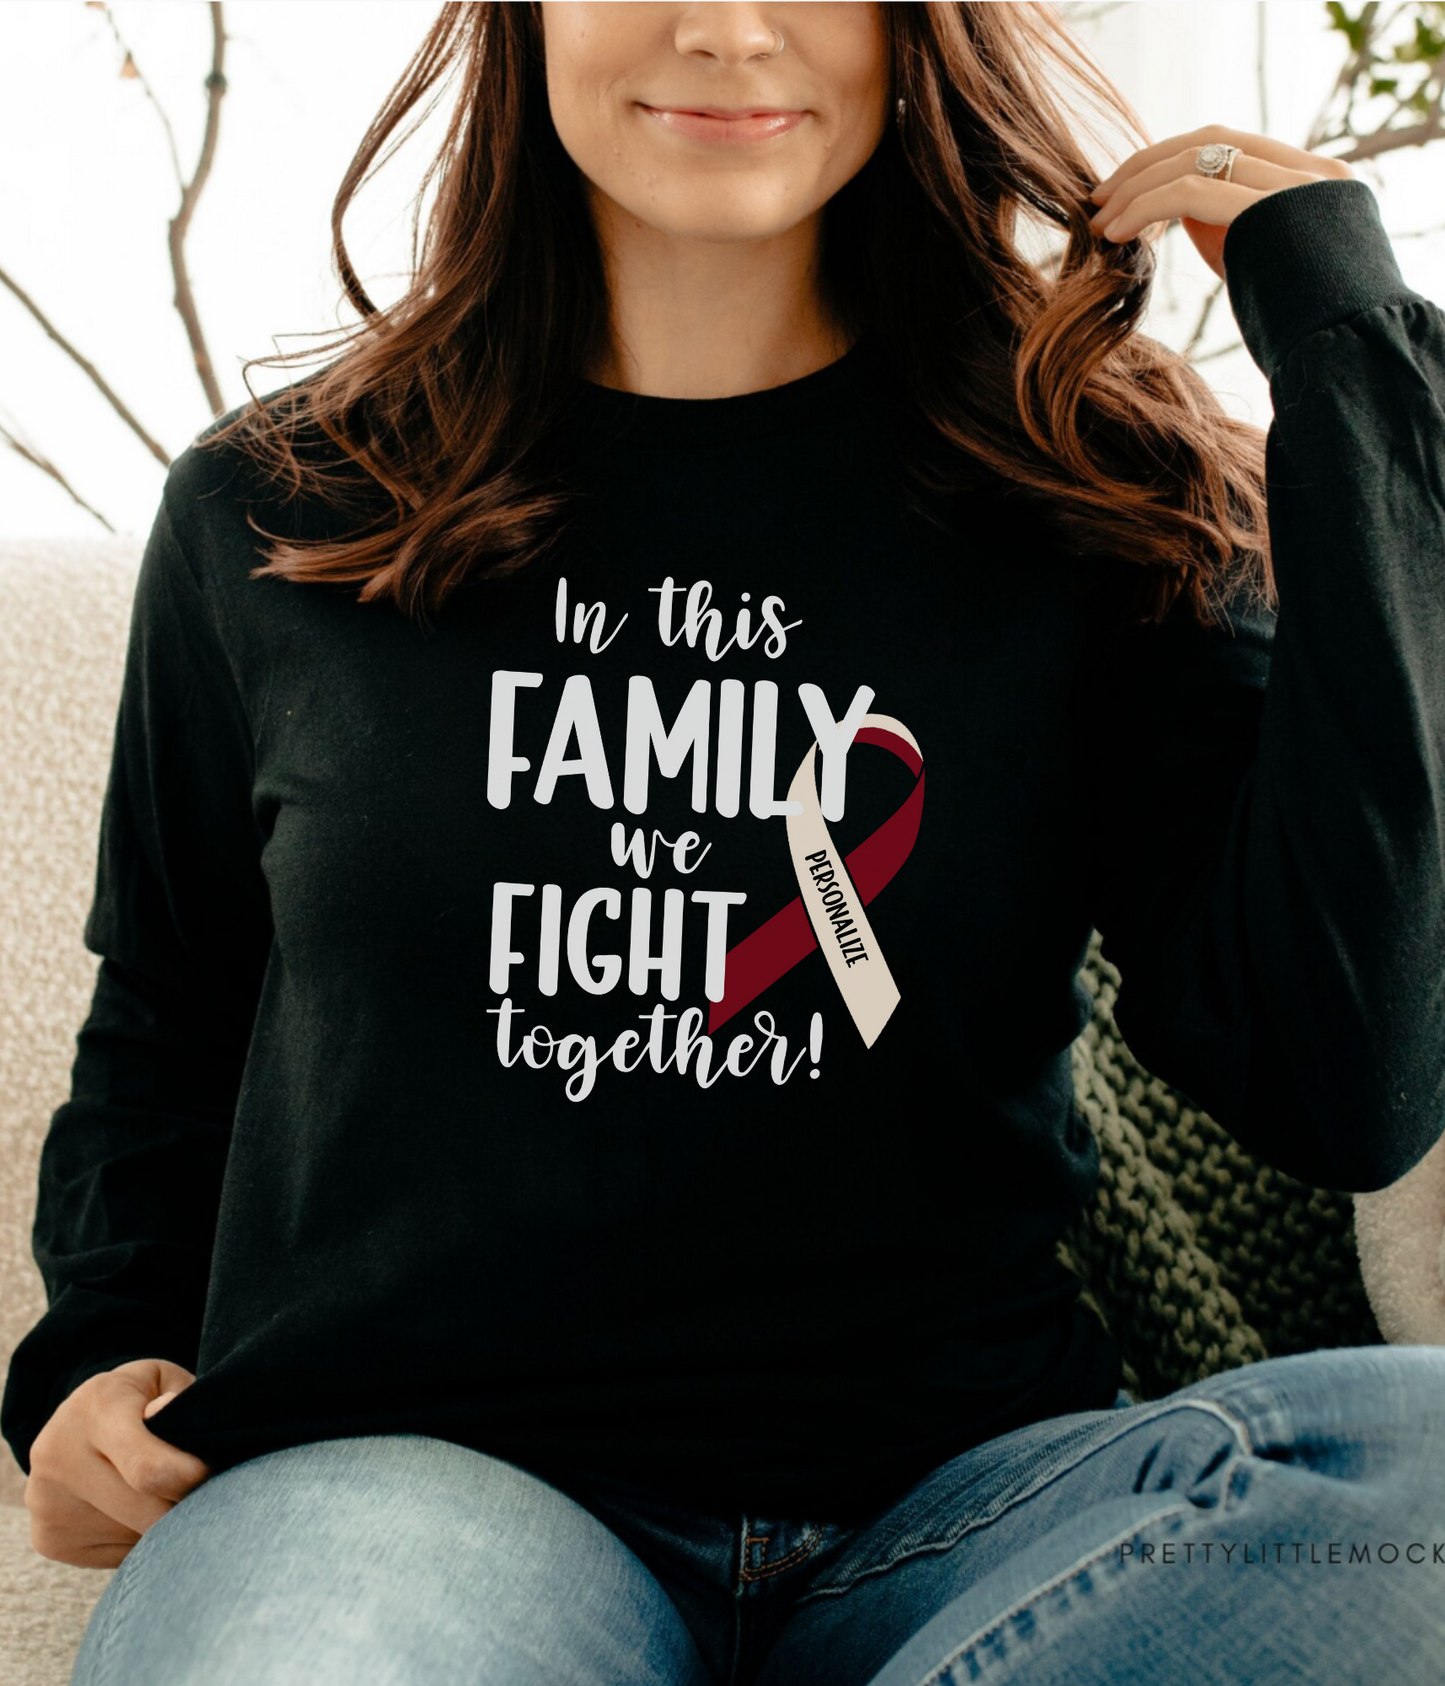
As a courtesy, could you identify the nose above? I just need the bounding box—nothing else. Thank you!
[671,3,783,68]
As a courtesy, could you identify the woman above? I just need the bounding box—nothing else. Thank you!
[6,3,1445,1682]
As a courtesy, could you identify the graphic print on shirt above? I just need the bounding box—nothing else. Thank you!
[710,714,925,1043]
[485,575,925,1101]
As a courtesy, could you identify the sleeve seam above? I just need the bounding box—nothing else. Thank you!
[1269,286,1437,381]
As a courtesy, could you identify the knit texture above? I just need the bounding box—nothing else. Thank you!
[1060,928,1382,1401]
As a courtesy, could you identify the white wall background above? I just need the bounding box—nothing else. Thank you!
[2,0,1442,540]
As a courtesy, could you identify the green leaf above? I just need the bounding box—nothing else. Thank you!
[1325,0,1370,53]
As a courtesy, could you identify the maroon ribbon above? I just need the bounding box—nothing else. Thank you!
[707,725,925,1034]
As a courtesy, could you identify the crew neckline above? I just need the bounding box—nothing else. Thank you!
[569,333,874,448]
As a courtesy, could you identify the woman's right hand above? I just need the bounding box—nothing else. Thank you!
[24,1358,214,1568]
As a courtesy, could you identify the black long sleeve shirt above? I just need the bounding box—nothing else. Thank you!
[4,177,1443,1520]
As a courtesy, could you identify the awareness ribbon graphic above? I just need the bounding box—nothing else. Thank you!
[706,714,924,1046]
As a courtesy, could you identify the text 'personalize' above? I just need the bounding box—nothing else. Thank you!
[802,848,870,968]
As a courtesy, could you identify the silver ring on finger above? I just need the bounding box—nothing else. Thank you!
[1195,142,1240,182]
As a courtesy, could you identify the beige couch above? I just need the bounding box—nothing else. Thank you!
[3,535,1442,1686]
[1,539,146,1685]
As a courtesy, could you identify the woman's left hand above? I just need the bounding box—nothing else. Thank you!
[1086,126,1355,281]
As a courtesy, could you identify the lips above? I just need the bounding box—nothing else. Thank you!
[662,106,797,118]
[638,104,807,144]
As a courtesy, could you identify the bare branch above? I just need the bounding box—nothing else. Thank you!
[1188,338,1247,367]
[1306,0,1383,149]
[1257,0,1270,133]
[1307,0,1445,154]
[97,1,185,193]
[1183,278,1227,362]
[1055,2,1132,24]
[1182,2,1445,366]
[169,2,228,417]
[0,417,116,532]
[1336,109,1445,161]
[0,265,170,466]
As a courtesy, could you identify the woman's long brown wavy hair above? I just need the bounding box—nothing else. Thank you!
[202,0,1275,631]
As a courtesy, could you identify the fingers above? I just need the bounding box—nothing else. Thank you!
[1095,175,1268,242]
[25,1360,214,1567]
[91,1370,214,1506]
[1093,146,1318,215]
[1092,125,1353,197]
[69,1432,189,1542]
[1089,144,1324,243]
[26,1460,148,1569]
[111,1354,198,1400]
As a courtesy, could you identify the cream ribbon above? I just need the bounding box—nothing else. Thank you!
[783,713,921,1048]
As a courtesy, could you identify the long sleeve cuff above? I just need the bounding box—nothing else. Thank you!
[1223,177,1422,381]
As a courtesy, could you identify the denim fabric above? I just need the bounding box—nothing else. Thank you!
[71,1345,1445,1686]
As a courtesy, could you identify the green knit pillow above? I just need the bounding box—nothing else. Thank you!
[1059,929,1382,1401]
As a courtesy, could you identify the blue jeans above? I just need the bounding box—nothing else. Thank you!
[71,1344,1445,1686]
